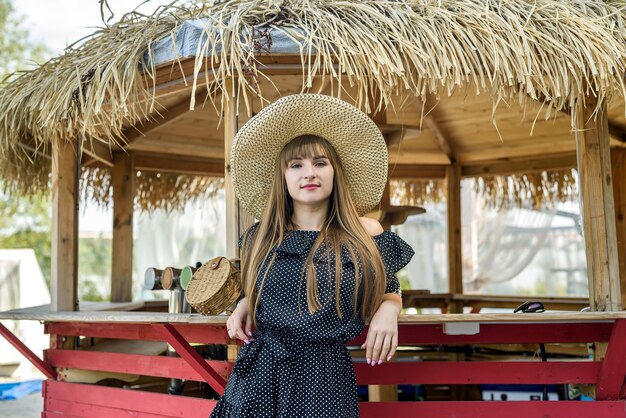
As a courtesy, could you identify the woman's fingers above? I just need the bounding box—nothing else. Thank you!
[244,313,253,337]
[370,333,384,365]
[387,334,398,361]
[363,329,398,365]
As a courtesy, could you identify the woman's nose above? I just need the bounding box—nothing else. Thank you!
[303,163,316,179]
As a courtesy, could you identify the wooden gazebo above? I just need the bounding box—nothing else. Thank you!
[1,1,626,416]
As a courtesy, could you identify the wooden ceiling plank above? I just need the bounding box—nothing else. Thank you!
[133,153,223,177]
[462,153,577,177]
[122,89,208,145]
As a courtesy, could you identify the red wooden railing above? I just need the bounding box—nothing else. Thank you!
[2,319,626,417]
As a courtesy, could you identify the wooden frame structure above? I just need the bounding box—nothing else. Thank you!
[1,2,626,416]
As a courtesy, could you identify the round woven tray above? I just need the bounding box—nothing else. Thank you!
[186,257,241,315]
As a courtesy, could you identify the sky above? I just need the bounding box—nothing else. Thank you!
[14,0,174,55]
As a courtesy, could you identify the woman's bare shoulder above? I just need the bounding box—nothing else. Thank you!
[358,216,384,236]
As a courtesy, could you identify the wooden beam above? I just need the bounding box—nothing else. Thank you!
[111,152,134,302]
[445,163,463,312]
[122,89,207,145]
[575,98,621,312]
[133,153,223,177]
[388,165,447,179]
[462,153,577,177]
[608,123,626,144]
[82,139,114,167]
[51,139,79,312]
[611,148,626,310]
[424,115,456,162]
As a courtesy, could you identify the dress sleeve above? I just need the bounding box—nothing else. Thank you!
[373,231,415,295]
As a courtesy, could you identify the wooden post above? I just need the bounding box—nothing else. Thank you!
[611,149,626,308]
[223,82,255,363]
[574,99,622,312]
[111,152,134,302]
[445,163,465,400]
[51,139,79,312]
[224,84,255,259]
[446,163,463,313]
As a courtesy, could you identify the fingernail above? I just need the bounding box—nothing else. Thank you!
[366,357,371,365]
[377,359,382,365]
[386,355,391,361]
[248,331,252,337]
[371,361,376,367]
[244,339,249,344]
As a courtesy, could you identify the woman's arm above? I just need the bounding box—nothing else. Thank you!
[226,297,254,344]
[362,293,402,365]
[358,217,402,365]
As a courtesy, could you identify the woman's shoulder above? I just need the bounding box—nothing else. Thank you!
[358,216,384,236]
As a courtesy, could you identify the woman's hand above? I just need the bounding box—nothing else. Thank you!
[227,297,253,343]
[361,294,401,365]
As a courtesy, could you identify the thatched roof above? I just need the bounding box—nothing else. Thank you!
[1,0,625,209]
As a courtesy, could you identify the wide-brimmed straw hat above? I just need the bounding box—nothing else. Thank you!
[231,94,388,219]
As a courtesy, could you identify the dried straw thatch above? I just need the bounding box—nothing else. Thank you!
[81,167,223,212]
[0,1,624,208]
[391,169,578,210]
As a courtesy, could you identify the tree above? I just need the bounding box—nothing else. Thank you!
[0,0,52,285]
[0,0,49,81]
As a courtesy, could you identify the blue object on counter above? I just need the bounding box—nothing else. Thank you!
[0,379,42,400]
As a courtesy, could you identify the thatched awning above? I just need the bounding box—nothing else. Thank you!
[1,0,625,206]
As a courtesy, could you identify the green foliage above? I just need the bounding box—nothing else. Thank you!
[0,0,49,81]
[0,192,52,287]
[79,236,112,277]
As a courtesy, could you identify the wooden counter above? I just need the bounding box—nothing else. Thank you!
[1,302,625,324]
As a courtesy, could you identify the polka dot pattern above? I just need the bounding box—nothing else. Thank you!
[210,228,414,417]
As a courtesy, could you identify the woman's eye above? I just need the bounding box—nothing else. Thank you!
[289,163,302,169]
[314,161,327,167]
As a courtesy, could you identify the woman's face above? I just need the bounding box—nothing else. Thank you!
[284,155,334,208]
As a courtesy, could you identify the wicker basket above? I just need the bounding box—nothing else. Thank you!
[185,256,241,315]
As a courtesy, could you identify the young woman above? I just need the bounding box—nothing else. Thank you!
[210,94,414,417]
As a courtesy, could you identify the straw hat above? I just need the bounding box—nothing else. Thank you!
[231,94,388,219]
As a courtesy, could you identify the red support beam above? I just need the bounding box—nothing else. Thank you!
[359,401,626,418]
[46,322,230,344]
[46,321,611,347]
[354,361,600,385]
[0,323,57,379]
[44,380,216,418]
[596,319,626,399]
[46,349,232,382]
[348,322,613,346]
[151,324,227,394]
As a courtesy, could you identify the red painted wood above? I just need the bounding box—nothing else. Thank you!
[46,349,232,381]
[44,380,217,418]
[348,322,613,345]
[46,322,229,344]
[152,324,227,394]
[359,401,626,418]
[596,319,626,399]
[0,323,57,379]
[354,361,600,385]
[46,321,612,346]
[46,398,172,418]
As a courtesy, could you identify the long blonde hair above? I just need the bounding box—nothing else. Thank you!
[241,135,386,323]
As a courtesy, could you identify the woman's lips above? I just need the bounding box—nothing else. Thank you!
[301,184,320,190]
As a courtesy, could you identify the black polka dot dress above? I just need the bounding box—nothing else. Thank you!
[210,227,414,418]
